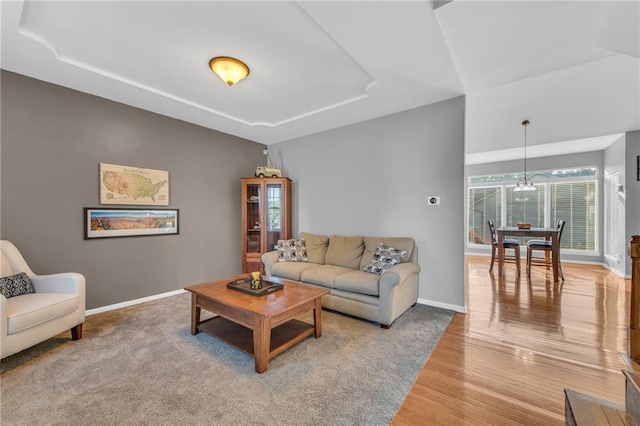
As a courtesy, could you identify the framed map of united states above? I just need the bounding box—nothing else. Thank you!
[100,163,169,206]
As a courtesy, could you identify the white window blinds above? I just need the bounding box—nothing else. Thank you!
[550,181,596,251]
[605,173,623,261]
[468,187,501,245]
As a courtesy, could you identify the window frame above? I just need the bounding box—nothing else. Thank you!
[467,168,599,256]
[604,171,623,263]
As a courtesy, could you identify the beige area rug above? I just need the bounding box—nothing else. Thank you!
[1,292,453,426]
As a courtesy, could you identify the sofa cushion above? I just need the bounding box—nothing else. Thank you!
[300,265,354,289]
[334,270,380,296]
[359,237,415,270]
[363,243,408,275]
[277,238,308,262]
[271,262,317,281]
[0,272,35,298]
[298,232,329,265]
[325,236,364,269]
[6,293,79,334]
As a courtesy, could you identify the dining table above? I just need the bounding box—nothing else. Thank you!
[497,226,561,282]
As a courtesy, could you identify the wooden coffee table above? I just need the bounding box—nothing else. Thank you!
[184,274,329,373]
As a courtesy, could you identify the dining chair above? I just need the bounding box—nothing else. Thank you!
[526,219,566,280]
[487,220,521,276]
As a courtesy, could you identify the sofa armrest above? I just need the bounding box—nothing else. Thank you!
[378,262,420,327]
[32,272,85,295]
[380,262,420,289]
[261,251,279,276]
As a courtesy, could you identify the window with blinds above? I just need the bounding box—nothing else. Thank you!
[506,185,545,227]
[605,172,623,261]
[468,187,502,245]
[468,167,598,252]
[551,181,596,251]
[505,185,545,245]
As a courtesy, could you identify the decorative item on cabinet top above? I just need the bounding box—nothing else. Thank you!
[255,148,282,178]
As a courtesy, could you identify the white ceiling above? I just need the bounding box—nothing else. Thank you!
[1,0,639,153]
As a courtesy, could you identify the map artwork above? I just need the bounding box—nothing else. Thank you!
[100,163,169,206]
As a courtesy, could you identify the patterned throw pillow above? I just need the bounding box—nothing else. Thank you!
[363,243,407,275]
[277,238,308,262]
[0,272,36,298]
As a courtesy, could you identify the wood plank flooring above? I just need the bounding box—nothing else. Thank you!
[392,255,629,425]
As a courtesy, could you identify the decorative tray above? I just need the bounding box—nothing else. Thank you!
[226,277,283,296]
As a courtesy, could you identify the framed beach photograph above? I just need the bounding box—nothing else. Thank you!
[84,208,179,239]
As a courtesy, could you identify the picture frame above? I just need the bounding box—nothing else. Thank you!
[84,208,179,239]
[99,163,169,206]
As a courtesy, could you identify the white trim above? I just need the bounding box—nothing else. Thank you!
[465,134,624,165]
[86,289,186,316]
[601,262,629,279]
[418,298,466,314]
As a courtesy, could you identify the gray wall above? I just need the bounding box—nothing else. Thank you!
[604,135,627,275]
[0,71,264,309]
[465,150,605,264]
[269,97,466,311]
[626,130,640,275]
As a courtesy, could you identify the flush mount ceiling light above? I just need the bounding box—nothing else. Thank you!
[209,56,250,87]
[514,119,537,192]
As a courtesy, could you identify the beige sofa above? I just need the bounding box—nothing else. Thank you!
[262,233,419,328]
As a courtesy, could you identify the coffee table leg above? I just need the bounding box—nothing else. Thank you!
[253,316,271,373]
[314,297,322,338]
[191,293,201,335]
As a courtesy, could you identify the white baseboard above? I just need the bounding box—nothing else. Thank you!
[601,262,630,279]
[86,289,187,316]
[418,298,467,314]
[466,252,630,277]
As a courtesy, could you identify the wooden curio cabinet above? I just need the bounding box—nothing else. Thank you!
[241,177,292,273]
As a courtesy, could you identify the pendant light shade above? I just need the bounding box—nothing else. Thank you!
[514,120,537,192]
[209,56,250,86]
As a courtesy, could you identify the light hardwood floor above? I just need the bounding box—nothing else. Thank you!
[392,255,629,425]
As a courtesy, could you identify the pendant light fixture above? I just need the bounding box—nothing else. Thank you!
[209,56,250,86]
[514,119,537,192]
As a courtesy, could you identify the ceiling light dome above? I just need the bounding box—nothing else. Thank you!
[209,56,250,87]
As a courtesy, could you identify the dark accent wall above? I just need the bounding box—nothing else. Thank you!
[0,71,264,309]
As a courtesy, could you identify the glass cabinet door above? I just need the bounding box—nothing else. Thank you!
[266,182,284,252]
[245,183,262,254]
[242,177,291,273]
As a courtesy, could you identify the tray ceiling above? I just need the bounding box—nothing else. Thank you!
[1,1,638,148]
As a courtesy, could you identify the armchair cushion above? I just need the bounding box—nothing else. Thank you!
[7,293,79,334]
[0,272,35,298]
